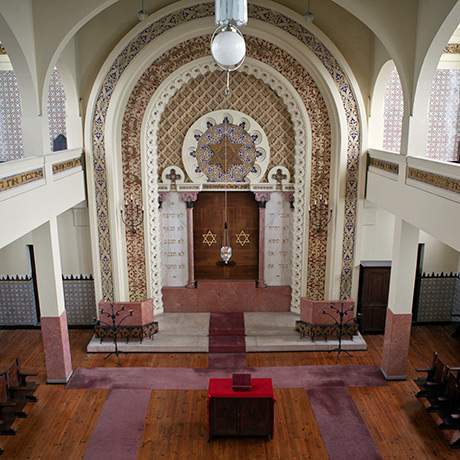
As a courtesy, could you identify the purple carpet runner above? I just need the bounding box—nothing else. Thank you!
[84,389,151,460]
[208,312,246,354]
[308,386,382,460]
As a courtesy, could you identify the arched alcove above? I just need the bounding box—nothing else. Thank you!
[369,60,404,153]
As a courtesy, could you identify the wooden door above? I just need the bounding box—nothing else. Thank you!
[357,262,391,333]
[193,192,259,280]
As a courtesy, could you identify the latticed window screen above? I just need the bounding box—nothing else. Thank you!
[383,63,460,162]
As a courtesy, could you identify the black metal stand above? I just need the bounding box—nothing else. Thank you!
[322,302,355,361]
[96,304,133,366]
[452,314,460,338]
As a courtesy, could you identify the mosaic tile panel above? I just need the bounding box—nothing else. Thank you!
[63,277,97,325]
[0,71,24,162]
[417,276,460,322]
[91,3,362,301]
[0,277,38,326]
[47,69,67,151]
[158,71,295,180]
[121,36,331,301]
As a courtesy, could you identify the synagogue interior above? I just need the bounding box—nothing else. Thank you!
[1,0,460,458]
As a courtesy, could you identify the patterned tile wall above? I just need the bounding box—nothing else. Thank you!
[63,277,96,325]
[47,69,67,151]
[0,71,24,162]
[383,65,460,161]
[0,277,38,325]
[158,71,295,180]
[417,275,460,322]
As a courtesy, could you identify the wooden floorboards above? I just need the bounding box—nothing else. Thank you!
[0,325,459,459]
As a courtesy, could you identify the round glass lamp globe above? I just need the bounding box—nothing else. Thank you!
[211,30,246,68]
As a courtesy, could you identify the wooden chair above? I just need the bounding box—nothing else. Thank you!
[436,373,460,431]
[4,359,37,403]
[0,375,18,436]
[415,353,449,401]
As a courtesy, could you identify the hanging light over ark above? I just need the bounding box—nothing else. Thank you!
[211,1,248,265]
[211,0,247,81]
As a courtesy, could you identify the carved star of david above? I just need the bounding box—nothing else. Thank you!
[202,230,217,247]
[236,230,250,247]
[208,140,244,173]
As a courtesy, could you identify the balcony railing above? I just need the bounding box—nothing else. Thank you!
[0,148,84,202]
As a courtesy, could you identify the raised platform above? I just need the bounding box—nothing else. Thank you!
[162,282,291,312]
[87,312,367,353]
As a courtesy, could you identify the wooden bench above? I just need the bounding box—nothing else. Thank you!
[415,353,460,448]
[3,358,38,403]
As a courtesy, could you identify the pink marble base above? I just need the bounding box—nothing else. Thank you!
[41,311,72,383]
[381,309,412,380]
[162,281,291,312]
[300,299,355,325]
[98,299,154,326]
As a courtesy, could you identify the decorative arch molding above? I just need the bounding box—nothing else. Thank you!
[141,55,313,311]
[85,0,364,303]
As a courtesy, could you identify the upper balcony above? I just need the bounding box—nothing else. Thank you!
[366,149,460,251]
[0,149,86,249]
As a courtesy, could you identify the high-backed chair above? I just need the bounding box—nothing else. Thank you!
[4,359,37,403]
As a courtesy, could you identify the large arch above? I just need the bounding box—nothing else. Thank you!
[84,0,365,305]
[411,2,460,156]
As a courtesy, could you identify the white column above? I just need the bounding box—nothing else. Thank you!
[381,217,419,380]
[21,114,50,156]
[387,218,419,314]
[33,217,72,383]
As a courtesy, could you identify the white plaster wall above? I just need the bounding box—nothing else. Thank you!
[419,232,460,274]
[57,206,93,275]
[0,234,33,276]
[0,204,93,276]
[358,202,394,261]
[358,202,460,273]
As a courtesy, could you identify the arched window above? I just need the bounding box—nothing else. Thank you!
[47,68,67,151]
[0,43,24,162]
[382,63,404,153]
[426,30,460,163]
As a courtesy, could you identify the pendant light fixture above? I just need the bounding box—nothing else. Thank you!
[211,0,248,94]
[220,118,232,264]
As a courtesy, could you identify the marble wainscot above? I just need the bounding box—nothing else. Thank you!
[300,299,355,325]
[97,299,154,326]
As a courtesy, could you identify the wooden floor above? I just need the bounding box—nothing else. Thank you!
[0,325,459,459]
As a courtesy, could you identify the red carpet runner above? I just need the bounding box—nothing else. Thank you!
[208,312,246,353]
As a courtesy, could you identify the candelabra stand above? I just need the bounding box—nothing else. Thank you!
[309,195,332,233]
[121,194,144,233]
[322,302,355,361]
[96,304,133,366]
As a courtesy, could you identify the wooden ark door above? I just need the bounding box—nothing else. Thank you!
[193,192,259,280]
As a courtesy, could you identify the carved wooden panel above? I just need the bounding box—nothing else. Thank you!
[193,192,258,280]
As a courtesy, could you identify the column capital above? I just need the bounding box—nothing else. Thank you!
[254,192,271,208]
[181,192,199,208]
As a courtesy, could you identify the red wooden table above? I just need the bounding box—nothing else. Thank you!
[208,378,275,440]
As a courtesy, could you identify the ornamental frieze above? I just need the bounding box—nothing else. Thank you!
[52,157,83,175]
[0,168,44,192]
[368,156,399,175]
[407,167,460,194]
